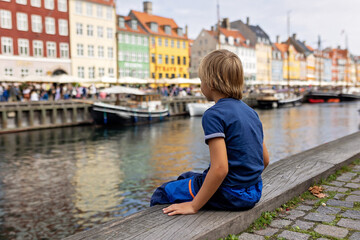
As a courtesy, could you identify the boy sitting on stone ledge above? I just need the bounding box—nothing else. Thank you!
[150,49,270,215]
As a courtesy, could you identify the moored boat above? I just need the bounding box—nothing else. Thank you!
[304,91,340,103]
[256,89,302,109]
[187,102,215,116]
[91,86,169,126]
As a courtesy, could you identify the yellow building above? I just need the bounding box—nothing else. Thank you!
[69,0,117,79]
[130,2,189,80]
[275,43,301,81]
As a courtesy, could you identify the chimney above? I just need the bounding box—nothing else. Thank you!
[337,45,341,49]
[276,35,280,43]
[246,17,249,25]
[292,33,296,39]
[143,1,152,14]
[185,25,188,36]
[303,41,306,45]
[211,26,214,32]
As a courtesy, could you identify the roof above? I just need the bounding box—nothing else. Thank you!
[248,25,271,43]
[117,15,148,35]
[205,28,252,48]
[131,10,187,39]
[306,45,314,51]
[86,0,115,7]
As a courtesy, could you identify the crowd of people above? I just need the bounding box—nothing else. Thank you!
[0,83,201,102]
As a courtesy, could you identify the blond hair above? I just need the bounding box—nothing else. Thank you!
[198,49,244,99]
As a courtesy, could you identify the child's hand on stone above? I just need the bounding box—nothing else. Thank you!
[162,202,198,216]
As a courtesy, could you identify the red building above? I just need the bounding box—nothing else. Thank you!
[0,0,71,77]
[325,47,349,82]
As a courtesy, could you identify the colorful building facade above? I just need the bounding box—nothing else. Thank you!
[130,2,189,80]
[0,0,71,77]
[271,42,283,82]
[116,16,149,79]
[275,43,301,81]
[68,0,117,79]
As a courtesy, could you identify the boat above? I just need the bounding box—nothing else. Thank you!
[304,91,340,103]
[187,102,215,116]
[91,86,169,126]
[256,89,303,109]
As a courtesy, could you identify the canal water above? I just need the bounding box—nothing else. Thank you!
[0,102,359,239]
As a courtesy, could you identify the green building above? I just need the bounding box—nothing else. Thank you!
[117,16,150,79]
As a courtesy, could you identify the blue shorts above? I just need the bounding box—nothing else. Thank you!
[150,171,262,210]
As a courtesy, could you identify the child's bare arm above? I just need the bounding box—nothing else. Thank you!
[263,142,269,169]
[162,138,228,215]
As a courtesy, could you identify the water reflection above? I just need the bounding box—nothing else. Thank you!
[0,102,359,239]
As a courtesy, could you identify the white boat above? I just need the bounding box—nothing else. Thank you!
[187,102,215,116]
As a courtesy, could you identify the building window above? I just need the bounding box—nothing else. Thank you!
[60,43,69,58]
[45,17,55,34]
[1,37,13,55]
[46,41,56,58]
[35,69,43,76]
[177,56,181,65]
[159,73,163,79]
[144,53,149,63]
[131,35,135,44]
[166,73,169,78]
[107,47,113,59]
[44,0,54,10]
[5,68,13,76]
[87,24,93,36]
[58,0,67,12]
[118,17,125,28]
[124,34,129,44]
[17,12,28,31]
[99,67,105,77]
[108,68,114,77]
[151,54,155,63]
[150,22,158,32]
[183,41,186,49]
[16,0,27,5]
[137,52,141,62]
[118,51,124,61]
[152,73,155,79]
[177,40,180,48]
[0,10,12,29]
[77,44,84,56]
[31,15,42,33]
[106,7,112,20]
[158,54,162,64]
[165,55,169,64]
[78,66,84,78]
[183,56,186,65]
[98,46,104,57]
[86,3,92,16]
[59,19,68,36]
[33,40,43,57]
[97,26,103,38]
[31,0,41,7]
[137,36,142,45]
[75,1,82,14]
[76,23,83,35]
[171,56,174,64]
[183,74,187,78]
[131,19,137,30]
[144,37,148,46]
[165,39,168,47]
[96,5,103,18]
[18,39,29,56]
[171,39,174,48]
[88,45,94,57]
[131,52,136,61]
[107,28,113,39]
[88,67,95,78]
[158,38,162,46]
[21,68,29,77]
[151,37,155,46]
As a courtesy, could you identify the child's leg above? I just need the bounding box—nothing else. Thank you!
[150,172,204,207]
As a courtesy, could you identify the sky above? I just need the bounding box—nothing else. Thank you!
[116,0,360,55]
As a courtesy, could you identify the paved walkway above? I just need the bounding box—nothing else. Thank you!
[236,164,360,240]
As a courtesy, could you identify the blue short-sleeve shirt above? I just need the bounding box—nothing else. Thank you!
[202,98,264,188]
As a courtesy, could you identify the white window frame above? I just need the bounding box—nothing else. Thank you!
[76,23,83,35]
[35,69,43,76]
[99,67,105,77]
[16,0,27,5]
[21,68,29,77]
[88,45,94,57]
[77,44,84,56]
[16,12,28,31]
[107,47,113,59]
[59,43,69,58]
[96,5,103,18]
[30,0,41,7]
[31,15,42,33]
[4,68,13,76]
[58,19,68,36]
[1,37,13,55]
[106,7,112,20]
[108,68,114,77]
[44,0,54,10]
[18,38,29,56]
[88,67,95,79]
[107,28,112,39]
[45,17,55,35]
[0,10,12,29]
[86,2,92,16]
[58,0,67,12]
[87,24,93,36]
[97,26,103,38]
[75,1,82,14]
[78,66,84,78]
[46,41,56,58]
[98,46,104,58]
[33,40,43,57]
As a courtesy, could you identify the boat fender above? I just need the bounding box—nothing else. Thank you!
[103,112,107,125]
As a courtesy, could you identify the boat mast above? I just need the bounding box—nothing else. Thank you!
[318,35,322,87]
[217,0,221,49]
[287,10,291,89]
